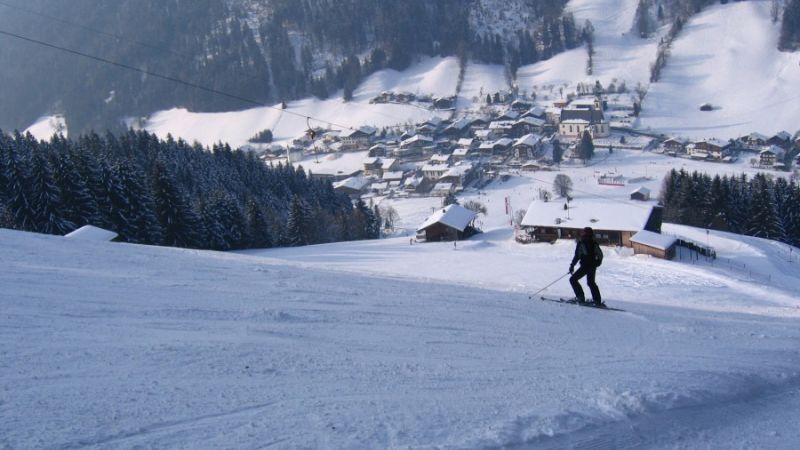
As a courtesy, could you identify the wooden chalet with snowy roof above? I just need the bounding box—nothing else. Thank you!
[416,204,478,242]
[519,199,663,247]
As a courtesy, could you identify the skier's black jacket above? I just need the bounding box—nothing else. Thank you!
[571,238,603,268]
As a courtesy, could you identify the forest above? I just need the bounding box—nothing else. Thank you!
[0,130,381,250]
[660,169,800,246]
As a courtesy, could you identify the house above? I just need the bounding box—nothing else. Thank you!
[400,134,434,150]
[521,106,546,119]
[457,138,477,150]
[421,163,450,180]
[740,132,769,149]
[660,138,686,155]
[630,230,677,260]
[333,176,371,198]
[382,171,405,183]
[416,204,478,242]
[598,173,625,186]
[474,129,495,141]
[439,162,476,189]
[430,153,452,165]
[431,182,455,196]
[488,120,515,137]
[559,107,610,139]
[479,138,513,156]
[759,146,785,167]
[433,96,456,109]
[403,175,424,192]
[368,144,388,157]
[519,199,663,247]
[469,117,491,131]
[691,139,732,160]
[362,157,383,175]
[767,131,793,149]
[498,110,520,121]
[630,186,651,201]
[452,147,473,162]
[511,100,533,112]
[339,127,375,150]
[441,118,472,139]
[512,133,543,159]
[512,117,546,136]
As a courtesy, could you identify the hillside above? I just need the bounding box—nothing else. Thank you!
[2,218,800,448]
[639,1,800,139]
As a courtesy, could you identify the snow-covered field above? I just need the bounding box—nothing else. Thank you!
[3,206,800,449]
[24,115,67,140]
[146,56,459,147]
[639,1,800,140]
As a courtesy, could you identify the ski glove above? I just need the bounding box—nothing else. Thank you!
[569,265,575,274]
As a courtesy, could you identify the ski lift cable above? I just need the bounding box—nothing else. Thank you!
[0,28,357,132]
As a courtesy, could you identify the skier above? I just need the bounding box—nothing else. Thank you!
[568,227,604,306]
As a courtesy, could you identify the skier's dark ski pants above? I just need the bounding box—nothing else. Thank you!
[570,265,601,303]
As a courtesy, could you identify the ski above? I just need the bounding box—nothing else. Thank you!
[539,296,625,312]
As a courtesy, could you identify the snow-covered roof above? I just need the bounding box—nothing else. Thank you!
[64,225,118,242]
[516,116,546,127]
[631,230,677,251]
[773,131,792,141]
[495,138,513,147]
[417,204,477,232]
[474,130,493,139]
[441,163,473,178]
[382,171,404,181]
[521,199,654,232]
[561,119,590,125]
[760,145,785,156]
[362,156,380,165]
[401,134,434,146]
[489,120,515,130]
[333,176,371,191]
[422,163,450,172]
[457,138,474,147]
[631,186,651,195]
[514,133,542,147]
[453,148,470,156]
[430,154,451,163]
[431,182,454,193]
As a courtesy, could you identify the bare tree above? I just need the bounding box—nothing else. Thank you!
[553,174,574,198]
[513,209,527,227]
[380,205,400,231]
[463,200,488,217]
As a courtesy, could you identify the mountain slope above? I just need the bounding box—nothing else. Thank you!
[639,1,800,139]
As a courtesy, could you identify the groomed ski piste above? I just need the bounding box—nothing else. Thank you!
[2,206,800,449]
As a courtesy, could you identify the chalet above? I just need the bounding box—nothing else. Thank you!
[433,96,456,109]
[513,117,546,136]
[767,131,793,149]
[691,139,732,160]
[382,171,405,184]
[439,162,476,189]
[404,175,424,192]
[511,100,533,112]
[452,147,473,162]
[660,138,686,155]
[333,176,371,199]
[740,132,769,149]
[417,117,444,134]
[553,99,569,108]
[545,107,562,124]
[479,138,513,156]
[457,138,477,149]
[474,129,495,141]
[521,106,546,119]
[512,133,543,159]
[416,204,477,242]
[759,146,785,167]
[431,182,455,196]
[489,120,515,137]
[559,107,609,138]
[362,157,383,175]
[469,117,491,131]
[519,199,663,247]
[339,127,375,150]
[498,110,520,121]
[441,118,472,139]
[368,144,388,157]
[400,134,434,152]
[430,153,452,165]
[630,230,677,260]
[421,163,450,180]
[630,186,651,201]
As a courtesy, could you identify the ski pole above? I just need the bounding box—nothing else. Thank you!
[528,272,570,299]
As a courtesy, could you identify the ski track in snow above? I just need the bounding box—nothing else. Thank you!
[2,221,800,449]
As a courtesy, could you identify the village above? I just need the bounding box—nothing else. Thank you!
[255,84,800,263]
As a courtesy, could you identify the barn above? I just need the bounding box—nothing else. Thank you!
[416,204,477,242]
[630,186,651,201]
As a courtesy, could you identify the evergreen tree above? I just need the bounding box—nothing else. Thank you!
[552,139,563,164]
[52,147,99,229]
[748,174,784,240]
[152,162,202,248]
[443,191,459,206]
[286,195,311,246]
[28,148,73,235]
[105,162,162,244]
[245,198,272,248]
[2,134,35,231]
[578,130,595,161]
[779,0,800,51]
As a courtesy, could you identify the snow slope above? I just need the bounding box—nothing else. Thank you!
[145,57,458,147]
[457,62,510,110]
[640,1,800,139]
[23,115,67,140]
[3,222,800,448]
[516,0,658,91]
